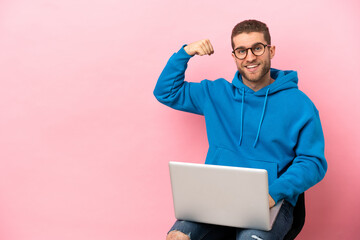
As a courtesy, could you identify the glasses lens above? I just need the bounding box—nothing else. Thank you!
[252,43,265,56]
[234,48,247,59]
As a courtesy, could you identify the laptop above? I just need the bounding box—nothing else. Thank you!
[169,161,283,231]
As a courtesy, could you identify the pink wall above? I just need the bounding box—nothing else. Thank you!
[0,0,359,239]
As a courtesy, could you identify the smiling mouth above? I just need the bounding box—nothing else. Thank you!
[245,64,260,72]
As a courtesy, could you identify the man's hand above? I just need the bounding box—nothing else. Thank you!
[269,194,275,208]
[184,39,214,56]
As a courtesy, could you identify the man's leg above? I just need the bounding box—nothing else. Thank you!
[167,220,235,240]
[236,201,294,240]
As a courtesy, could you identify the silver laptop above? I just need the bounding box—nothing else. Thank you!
[169,161,283,231]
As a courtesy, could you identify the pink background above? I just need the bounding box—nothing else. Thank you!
[0,0,359,239]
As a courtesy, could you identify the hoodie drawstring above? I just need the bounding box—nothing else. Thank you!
[253,88,270,147]
[238,88,245,145]
[238,88,270,147]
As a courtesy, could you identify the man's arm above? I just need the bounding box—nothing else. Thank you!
[153,40,214,114]
[269,110,327,205]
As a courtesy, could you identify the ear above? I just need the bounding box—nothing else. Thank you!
[270,45,276,59]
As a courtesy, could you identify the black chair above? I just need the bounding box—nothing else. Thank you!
[283,192,306,240]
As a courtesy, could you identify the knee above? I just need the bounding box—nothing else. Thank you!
[166,230,190,240]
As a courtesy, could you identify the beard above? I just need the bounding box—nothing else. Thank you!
[238,59,271,83]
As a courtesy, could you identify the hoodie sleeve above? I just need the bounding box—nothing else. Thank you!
[269,109,328,205]
[153,46,207,115]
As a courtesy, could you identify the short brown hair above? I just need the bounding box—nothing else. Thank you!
[231,20,271,49]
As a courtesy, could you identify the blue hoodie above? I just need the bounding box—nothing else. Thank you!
[154,46,327,206]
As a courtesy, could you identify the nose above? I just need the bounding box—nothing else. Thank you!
[244,48,256,61]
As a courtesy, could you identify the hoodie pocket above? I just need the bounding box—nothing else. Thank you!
[206,147,278,184]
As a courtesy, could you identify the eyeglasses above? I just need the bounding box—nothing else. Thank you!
[232,43,271,60]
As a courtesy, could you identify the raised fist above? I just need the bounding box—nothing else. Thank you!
[184,39,214,56]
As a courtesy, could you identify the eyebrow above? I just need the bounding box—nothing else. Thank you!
[234,42,264,50]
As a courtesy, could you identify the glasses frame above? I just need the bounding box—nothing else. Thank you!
[232,43,271,60]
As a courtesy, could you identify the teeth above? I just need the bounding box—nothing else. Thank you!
[247,65,258,68]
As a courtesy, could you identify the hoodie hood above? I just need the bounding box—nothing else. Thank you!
[232,68,299,97]
[233,68,299,147]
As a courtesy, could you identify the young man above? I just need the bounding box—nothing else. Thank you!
[154,20,327,240]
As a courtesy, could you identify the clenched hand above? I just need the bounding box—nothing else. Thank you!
[184,39,214,56]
